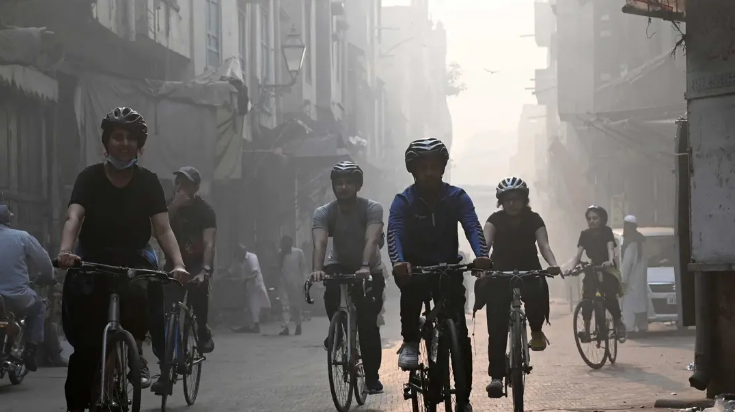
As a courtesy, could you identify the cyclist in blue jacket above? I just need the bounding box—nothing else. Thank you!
[388,137,492,412]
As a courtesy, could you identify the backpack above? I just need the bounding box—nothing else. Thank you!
[325,197,385,249]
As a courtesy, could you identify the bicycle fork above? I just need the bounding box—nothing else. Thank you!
[100,292,122,404]
[339,284,353,375]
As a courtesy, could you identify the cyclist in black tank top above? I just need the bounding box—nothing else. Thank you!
[477,177,561,398]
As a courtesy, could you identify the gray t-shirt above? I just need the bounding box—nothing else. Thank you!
[312,200,385,274]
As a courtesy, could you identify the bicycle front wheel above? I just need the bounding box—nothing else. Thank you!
[182,314,203,405]
[352,330,367,406]
[160,312,178,411]
[573,299,608,369]
[509,313,525,412]
[89,330,141,412]
[327,311,353,412]
[441,319,467,412]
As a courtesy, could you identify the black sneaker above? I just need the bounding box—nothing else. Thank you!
[486,378,503,398]
[295,325,302,336]
[279,327,290,336]
[139,357,151,389]
[151,375,168,396]
[366,380,384,394]
[23,343,38,372]
[199,327,215,354]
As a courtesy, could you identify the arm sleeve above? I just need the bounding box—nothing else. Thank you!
[366,201,384,225]
[458,191,489,257]
[387,195,408,264]
[68,167,93,208]
[24,233,54,280]
[531,212,546,232]
[603,226,617,246]
[312,206,328,230]
[147,174,169,217]
[202,204,217,229]
[577,231,587,249]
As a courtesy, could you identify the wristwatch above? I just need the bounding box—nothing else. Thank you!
[203,265,213,276]
[361,261,370,268]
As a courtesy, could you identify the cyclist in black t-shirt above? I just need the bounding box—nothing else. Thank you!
[479,177,561,398]
[566,205,626,341]
[150,165,216,394]
[56,107,188,412]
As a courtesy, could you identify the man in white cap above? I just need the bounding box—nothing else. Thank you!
[621,215,648,332]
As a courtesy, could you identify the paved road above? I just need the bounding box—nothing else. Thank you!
[0,288,701,412]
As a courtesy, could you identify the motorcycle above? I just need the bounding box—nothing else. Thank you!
[0,295,29,384]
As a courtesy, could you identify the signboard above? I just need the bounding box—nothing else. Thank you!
[622,0,686,21]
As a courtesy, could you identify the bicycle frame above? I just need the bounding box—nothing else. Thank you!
[99,287,124,404]
[508,282,530,377]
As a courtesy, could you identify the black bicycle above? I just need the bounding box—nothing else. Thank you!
[54,260,174,412]
[305,273,370,412]
[158,283,206,411]
[401,264,471,412]
[567,262,619,369]
[474,269,556,412]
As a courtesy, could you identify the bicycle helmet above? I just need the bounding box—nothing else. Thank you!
[496,176,529,199]
[585,205,609,225]
[330,161,363,189]
[404,138,450,173]
[101,107,149,148]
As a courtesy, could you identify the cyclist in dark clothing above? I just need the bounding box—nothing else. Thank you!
[388,138,492,412]
[56,107,188,412]
[149,165,217,395]
[478,177,561,398]
[566,205,627,341]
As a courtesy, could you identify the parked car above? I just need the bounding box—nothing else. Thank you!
[613,227,679,325]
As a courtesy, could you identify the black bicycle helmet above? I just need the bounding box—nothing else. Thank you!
[330,161,364,189]
[404,138,450,173]
[101,107,149,148]
[496,176,529,199]
[586,205,609,225]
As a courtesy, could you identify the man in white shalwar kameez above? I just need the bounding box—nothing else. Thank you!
[277,236,308,336]
[231,244,271,333]
[620,215,649,332]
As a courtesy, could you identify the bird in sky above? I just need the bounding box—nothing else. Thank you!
[484,69,499,74]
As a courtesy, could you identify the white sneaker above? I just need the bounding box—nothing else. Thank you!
[398,342,420,370]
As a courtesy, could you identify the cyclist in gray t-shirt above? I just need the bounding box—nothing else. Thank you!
[310,161,386,395]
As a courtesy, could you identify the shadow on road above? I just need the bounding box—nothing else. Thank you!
[591,362,688,392]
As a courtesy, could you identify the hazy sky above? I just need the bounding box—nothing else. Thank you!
[384,0,547,154]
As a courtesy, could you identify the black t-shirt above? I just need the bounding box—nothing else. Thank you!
[167,195,216,271]
[70,163,167,255]
[487,209,545,271]
[577,226,616,265]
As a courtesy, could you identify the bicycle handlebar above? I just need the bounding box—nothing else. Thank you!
[52,259,180,286]
[410,263,473,275]
[473,269,559,279]
[303,273,373,305]
[566,261,605,277]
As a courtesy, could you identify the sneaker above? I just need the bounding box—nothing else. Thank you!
[231,324,260,334]
[529,330,548,351]
[151,375,167,396]
[486,378,503,398]
[295,325,302,336]
[615,320,627,343]
[577,330,591,343]
[397,342,419,370]
[279,327,290,336]
[366,380,384,394]
[464,404,474,412]
[139,357,152,389]
[199,327,215,354]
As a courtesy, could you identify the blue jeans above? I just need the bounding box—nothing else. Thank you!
[6,291,46,345]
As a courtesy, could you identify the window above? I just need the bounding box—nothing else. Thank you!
[206,0,221,68]
[304,0,313,83]
[238,6,247,71]
[260,6,270,82]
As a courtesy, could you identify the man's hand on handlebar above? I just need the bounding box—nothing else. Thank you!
[169,266,190,285]
[310,270,326,282]
[56,251,81,269]
[472,256,492,270]
[547,266,562,276]
[392,262,411,280]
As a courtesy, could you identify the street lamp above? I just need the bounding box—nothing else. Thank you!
[261,26,306,92]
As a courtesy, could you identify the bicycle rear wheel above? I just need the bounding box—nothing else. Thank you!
[441,319,466,412]
[182,314,203,406]
[89,330,141,412]
[160,312,178,411]
[327,311,353,412]
[352,330,367,406]
[510,313,525,412]
[411,332,436,412]
[573,299,608,369]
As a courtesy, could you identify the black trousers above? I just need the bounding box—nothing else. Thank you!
[398,273,472,401]
[323,264,385,384]
[581,271,622,321]
[482,276,547,379]
[62,255,156,410]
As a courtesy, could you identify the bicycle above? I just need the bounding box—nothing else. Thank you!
[53,259,175,412]
[567,262,619,369]
[401,263,471,412]
[474,269,556,412]
[304,273,370,412]
[158,282,206,411]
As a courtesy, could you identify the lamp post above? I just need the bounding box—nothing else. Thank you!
[261,26,306,93]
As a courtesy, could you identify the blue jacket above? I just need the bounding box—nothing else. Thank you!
[387,183,488,266]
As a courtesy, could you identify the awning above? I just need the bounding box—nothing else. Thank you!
[0,64,57,101]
